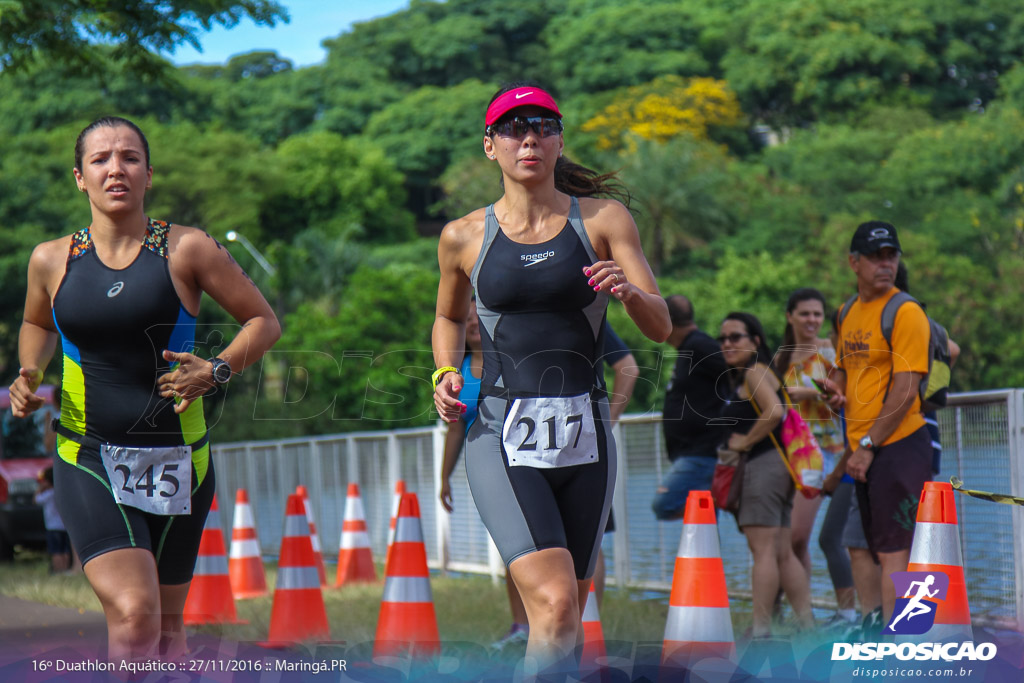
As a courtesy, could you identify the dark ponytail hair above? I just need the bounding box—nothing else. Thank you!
[75,116,150,171]
[774,288,827,377]
[487,81,630,206]
[722,311,779,386]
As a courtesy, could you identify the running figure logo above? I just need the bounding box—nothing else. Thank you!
[884,571,950,635]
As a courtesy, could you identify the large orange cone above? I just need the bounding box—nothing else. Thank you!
[229,488,268,599]
[385,480,406,565]
[334,482,378,587]
[662,491,734,667]
[901,481,972,641]
[184,494,244,624]
[580,581,608,681]
[374,493,439,659]
[263,494,329,646]
[296,484,327,587]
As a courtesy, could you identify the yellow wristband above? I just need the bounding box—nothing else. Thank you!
[432,366,460,389]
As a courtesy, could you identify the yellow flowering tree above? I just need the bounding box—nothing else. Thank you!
[581,75,744,151]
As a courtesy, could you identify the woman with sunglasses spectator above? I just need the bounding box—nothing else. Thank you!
[432,81,669,676]
[717,312,814,637]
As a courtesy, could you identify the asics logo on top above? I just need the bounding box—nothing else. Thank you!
[884,571,949,635]
[515,91,533,99]
[521,250,555,267]
[107,281,125,298]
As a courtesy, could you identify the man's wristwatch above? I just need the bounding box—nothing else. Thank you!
[859,434,877,454]
[209,357,232,385]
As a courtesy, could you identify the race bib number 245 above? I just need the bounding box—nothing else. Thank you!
[101,444,192,515]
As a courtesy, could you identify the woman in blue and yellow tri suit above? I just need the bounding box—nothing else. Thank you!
[432,82,669,676]
[8,117,280,663]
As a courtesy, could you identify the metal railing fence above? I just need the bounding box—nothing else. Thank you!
[211,389,1024,630]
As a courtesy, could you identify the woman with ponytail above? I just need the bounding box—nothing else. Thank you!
[776,288,856,628]
[432,81,669,676]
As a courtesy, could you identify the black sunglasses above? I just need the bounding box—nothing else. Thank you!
[486,116,563,139]
[716,332,751,345]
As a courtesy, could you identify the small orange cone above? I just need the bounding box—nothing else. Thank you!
[334,482,378,587]
[580,582,608,681]
[296,484,327,587]
[184,494,244,624]
[902,481,972,641]
[229,488,268,599]
[662,491,734,667]
[374,493,439,659]
[385,480,406,566]
[263,493,329,646]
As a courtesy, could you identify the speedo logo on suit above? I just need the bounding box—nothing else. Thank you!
[521,250,555,267]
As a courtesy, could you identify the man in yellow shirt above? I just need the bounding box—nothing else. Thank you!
[826,221,932,628]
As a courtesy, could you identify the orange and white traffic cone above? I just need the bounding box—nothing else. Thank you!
[374,493,439,659]
[579,581,608,681]
[334,482,377,587]
[902,481,972,641]
[662,490,734,668]
[263,493,329,647]
[296,484,327,587]
[229,488,268,600]
[184,494,244,624]
[385,480,406,566]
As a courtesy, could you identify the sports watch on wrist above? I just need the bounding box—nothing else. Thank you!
[209,357,232,385]
[859,434,877,453]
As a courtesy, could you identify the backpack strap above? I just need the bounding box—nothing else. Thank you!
[878,290,924,403]
[837,294,858,333]
[879,290,916,349]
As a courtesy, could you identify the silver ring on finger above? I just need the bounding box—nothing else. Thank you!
[612,273,619,283]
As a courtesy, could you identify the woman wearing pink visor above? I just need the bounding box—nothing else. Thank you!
[432,81,670,677]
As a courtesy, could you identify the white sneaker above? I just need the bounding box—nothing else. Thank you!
[490,623,529,651]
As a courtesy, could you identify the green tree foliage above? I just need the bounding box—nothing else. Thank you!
[619,136,735,274]
[721,0,1023,126]
[544,1,716,94]
[261,263,440,436]
[322,0,559,89]
[4,0,1024,441]
[261,130,414,244]
[0,0,286,75]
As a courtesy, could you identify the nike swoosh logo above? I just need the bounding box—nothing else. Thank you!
[515,91,533,99]
[523,256,549,267]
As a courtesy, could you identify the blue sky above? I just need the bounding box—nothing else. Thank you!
[165,0,410,67]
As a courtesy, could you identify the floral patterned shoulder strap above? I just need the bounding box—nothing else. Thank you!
[143,218,171,259]
[67,228,92,263]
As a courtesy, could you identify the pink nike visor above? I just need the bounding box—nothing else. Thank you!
[485,87,562,126]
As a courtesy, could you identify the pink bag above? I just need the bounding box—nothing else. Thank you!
[779,406,825,498]
[746,379,825,499]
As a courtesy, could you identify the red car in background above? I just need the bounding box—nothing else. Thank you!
[0,384,57,561]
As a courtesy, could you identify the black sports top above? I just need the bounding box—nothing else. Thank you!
[719,383,785,460]
[471,197,609,399]
[51,219,208,469]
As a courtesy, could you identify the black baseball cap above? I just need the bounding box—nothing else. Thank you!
[850,221,901,255]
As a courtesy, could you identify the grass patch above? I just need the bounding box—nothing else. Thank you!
[0,554,761,647]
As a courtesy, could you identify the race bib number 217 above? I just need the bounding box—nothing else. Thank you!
[502,394,599,469]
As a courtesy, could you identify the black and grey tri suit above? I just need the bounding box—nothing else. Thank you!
[51,219,215,583]
[465,197,615,580]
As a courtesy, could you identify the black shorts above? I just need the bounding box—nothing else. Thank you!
[46,529,71,556]
[53,444,215,585]
[465,395,615,580]
[856,425,932,554]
